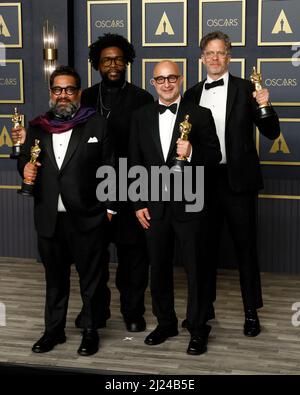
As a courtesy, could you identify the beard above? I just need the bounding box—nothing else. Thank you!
[101,69,126,88]
[49,98,80,119]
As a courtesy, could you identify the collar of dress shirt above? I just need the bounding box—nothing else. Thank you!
[158,95,181,112]
[206,71,229,86]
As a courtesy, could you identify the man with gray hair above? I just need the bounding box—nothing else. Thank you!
[184,31,280,337]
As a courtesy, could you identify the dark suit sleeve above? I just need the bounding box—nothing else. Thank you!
[139,91,154,107]
[190,108,222,166]
[17,126,37,179]
[80,86,98,110]
[128,111,148,212]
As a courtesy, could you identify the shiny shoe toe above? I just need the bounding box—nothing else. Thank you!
[244,310,261,337]
[187,335,208,355]
[32,332,66,353]
[77,329,99,356]
[144,327,178,345]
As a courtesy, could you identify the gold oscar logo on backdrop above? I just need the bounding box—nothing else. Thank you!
[0,126,13,148]
[271,10,292,34]
[269,133,290,154]
[155,12,174,36]
[0,15,11,37]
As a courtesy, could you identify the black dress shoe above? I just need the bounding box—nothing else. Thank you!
[124,317,146,332]
[77,329,99,356]
[32,332,66,353]
[144,326,178,345]
[75,313,106,329]
[244,309,261,337]
[187,335,209,355]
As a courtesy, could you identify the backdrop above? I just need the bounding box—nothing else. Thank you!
[0,0,299,273]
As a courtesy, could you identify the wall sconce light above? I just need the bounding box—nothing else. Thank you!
[43,20,58,82]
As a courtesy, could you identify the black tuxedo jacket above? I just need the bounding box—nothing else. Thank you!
[184,74,280,192]
[129,98,221,221]
[18,113,115,238]
[81,82,154,159]
[81,82,154,244]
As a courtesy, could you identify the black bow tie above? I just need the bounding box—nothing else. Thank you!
[158,103,177,114]
[204,78,224,90]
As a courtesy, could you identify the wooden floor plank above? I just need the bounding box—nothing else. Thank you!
[0,258,300,375]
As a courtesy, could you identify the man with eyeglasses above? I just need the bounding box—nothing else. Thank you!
[129,60,221,355]
[18,66,115,356]
[80,34,153,334]
[184,31,280,337]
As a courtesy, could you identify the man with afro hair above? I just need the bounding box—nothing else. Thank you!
[80,34,153,333]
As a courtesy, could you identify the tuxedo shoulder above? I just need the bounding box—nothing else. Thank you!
[126,82,154,100]
[185,83,202,96]
[183,99,210,114]
[81,83,100,96]
[230,74,252,89]
[132,100,156,116]
[86,111,106,126]
[81,84,99,107]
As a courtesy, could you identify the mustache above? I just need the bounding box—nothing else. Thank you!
[57,98,72,103]
[49,98,80,118]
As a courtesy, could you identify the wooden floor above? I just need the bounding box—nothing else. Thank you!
[0,257,300,375]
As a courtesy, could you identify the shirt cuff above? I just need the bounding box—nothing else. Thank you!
[187,147,192,162]
[107,209,117,215]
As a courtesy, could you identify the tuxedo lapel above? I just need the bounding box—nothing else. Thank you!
[226,74,237,125]
[59,125,83,172]
[43,132,59,172]
[150,102,165,162]
[166,101,186,162]
[196,80,205,103]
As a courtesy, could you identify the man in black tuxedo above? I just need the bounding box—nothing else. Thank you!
[184,31,280,336]
[80,34,153,332]
[129,60,221,355]
[18,66,115,356]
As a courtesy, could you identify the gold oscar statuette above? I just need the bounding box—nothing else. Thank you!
[250,67,275,119]
[18,139,41,197]
[10,107,23,159]
[172,114,192,172]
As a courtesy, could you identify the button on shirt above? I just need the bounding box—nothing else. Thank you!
[200,72,228,163]
[52,129,72,211]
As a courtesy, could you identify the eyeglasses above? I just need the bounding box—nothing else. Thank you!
[100,56,126,67]
[203,51,228,59]
[152,75,181,84]
[50,86,79,96]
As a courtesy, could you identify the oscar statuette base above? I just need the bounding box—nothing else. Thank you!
[10,145,21,159]
[257,105,275,120]
[171,158,187,173]
[18,181,34,197]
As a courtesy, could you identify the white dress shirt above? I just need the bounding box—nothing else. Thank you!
[200,71,228,163]
[52,130,73,211]
[159,96,181,161]
[52,129,116,215]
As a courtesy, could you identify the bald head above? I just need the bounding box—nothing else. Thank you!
[151,60,183,105]
[153,60,181,78]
